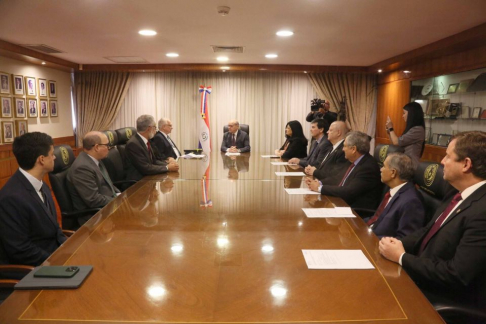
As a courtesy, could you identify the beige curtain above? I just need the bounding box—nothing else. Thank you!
[74,72,132,146]
[308,73,376,133]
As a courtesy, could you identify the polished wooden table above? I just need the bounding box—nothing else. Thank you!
[0,152,444,324]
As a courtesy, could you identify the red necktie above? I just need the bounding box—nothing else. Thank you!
[367,191,391,226]
[232,134,236,146]
[418,193,462,255]
[339,164,355,186]
[147,141,153,163]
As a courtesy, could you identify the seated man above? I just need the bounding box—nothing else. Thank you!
[306,131,382,210]
[289,118,331,168]
[0,132,66,266]
[125,115,179,181]
[368,153,425,239]
[305,121,349,185]
[67,131,120,217]
[221,120,250,153]
[380,131,486,319]
[151,117,181,161]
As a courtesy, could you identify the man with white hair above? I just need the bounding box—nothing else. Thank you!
[151,117,181,161]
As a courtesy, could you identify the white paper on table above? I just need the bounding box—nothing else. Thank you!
[275,172,306,176]
[261,155,280,158]
[302,208,356,218]
[181,153,205,159]
[334,207,354,215]
[271,162,290,166]
[302,250,374,269]
[285,188,321,195]
[225,152,241,156]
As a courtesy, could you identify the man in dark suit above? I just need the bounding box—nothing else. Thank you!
[0,132,66,266]
[125,115,179,181]
[151,117,181,161]
[306,131,382,210]
[369,153,425,239]
[305,121,350,185]
[221,120,250,153]
[288,118,331,168]
[379,131,486,318]
[67,131,120,213]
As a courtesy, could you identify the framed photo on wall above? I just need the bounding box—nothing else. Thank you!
[1,121,15,143]
[15,120,28,136]
[38,78,48,97]
[447,83,459,94]
[472,107,482,119]
[25,76,37,97]
[13,74,25,95]
[28,98,38,117]
[49,100,58,117]
[15,98,26,118]
[1,96,12,118]
[48,80,57,98]
[0,72,11,94]
[40,99,49,118]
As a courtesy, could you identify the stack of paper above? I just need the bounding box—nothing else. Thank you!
[271,162,290,166]
[225,152,241,156]
[302,250,374,269]
[285,188,320,195]
[275,172,305,176]
[261,155,280,158]
[181,153,205,159]
[302,207,355,218]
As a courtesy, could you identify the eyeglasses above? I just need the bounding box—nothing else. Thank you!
[98,143,113,149]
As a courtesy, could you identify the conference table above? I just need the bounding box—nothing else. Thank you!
[0,152,444,324]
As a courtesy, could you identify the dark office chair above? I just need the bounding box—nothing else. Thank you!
[413,161,457,223]
[223,124,249,135]
[373,144,404,168]
[48,145,100,230]
[115,127,137,166]
[103,130,118,147]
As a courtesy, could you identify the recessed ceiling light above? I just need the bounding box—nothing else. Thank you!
[403,70,411,73]
[276,30,293,37]
[166,53,179,58]
[217,56,228,62]
[139,29,157,36]
[265,54,278,59]
[303,71,307,74]
[220,66,230,69]
[378,69,382,73]
[41,62,46,65]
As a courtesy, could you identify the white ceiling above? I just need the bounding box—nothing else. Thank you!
[1,0,486,66]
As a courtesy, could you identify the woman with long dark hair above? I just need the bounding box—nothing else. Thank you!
[275,120,308,159]
[386,102,425,167]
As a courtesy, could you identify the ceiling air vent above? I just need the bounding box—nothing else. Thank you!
[104,56,148,63]
[21,44,64,54]
[211,46,244,53]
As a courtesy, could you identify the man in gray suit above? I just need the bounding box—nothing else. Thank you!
[67,131,120,213]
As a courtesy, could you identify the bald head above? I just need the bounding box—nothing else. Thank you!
[158,117,173,135]
[227,119,240,134]
[83,131,110,160]
[327,121,349,144]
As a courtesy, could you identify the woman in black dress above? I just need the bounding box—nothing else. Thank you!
[275,120,308,159]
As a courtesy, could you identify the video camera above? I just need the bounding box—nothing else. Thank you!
[311,98,325,111]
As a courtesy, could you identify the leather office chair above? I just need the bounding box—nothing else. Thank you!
[115,127,137,167]
[373,144,404,168]
[103,130,118,147]
[223,124,249,135]
[102,130,136,191]
[48,145,100,230]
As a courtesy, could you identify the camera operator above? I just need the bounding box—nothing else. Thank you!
[306,99,337,126]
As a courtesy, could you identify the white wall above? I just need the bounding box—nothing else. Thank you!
[0,56,73,140]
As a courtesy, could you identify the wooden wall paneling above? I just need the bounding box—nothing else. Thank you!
[376,80,410,143]
[421,145,446,164]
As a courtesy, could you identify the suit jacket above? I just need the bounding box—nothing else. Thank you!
[298,137,332,167]
[372,182,425,239]
[401,183,486,308]
[66,151,120,211]
[313,141,350,184]
[320,153,382,210]
[151,131,181,160]
[0,170,66,266]
[221,130,250,153]
[280,138,307,159]
[125,133,169,181]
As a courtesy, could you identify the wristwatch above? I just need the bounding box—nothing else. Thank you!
[388,127,394,132]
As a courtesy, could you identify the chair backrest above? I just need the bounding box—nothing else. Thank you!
[223,124,249,135]
[48,145,76,214]
[102,147,126,183]
[115,127,136,145]
[414,161,457,223]
[103,130,119,146]
[374,144,405,167]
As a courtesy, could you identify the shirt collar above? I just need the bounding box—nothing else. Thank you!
[390,182,407,197]
[86,153,100,166]
[19,168,43,192]
[353,154,365,166]
[137,132,149,146]
[332,139,344,151]
[159,131,169,139]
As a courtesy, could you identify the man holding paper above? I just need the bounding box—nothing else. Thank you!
[288,119,331,168]
[221,120,250,153]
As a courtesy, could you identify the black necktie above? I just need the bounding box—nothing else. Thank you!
[40,189,52,215]
[232,134,236,146]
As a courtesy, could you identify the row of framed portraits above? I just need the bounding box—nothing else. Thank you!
[1,97,58,118]
[0,72,57,98]
[0,120,28,144]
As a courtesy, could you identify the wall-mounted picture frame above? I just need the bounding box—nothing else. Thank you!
[472,107,481,119]
[12,74,24,96]
[437,134,452,147]
[447,83,459,94]
[25,76,37,97]
[15,120,28,136]
[446,103,460,118]
[38,78,47,97]
[457,79,474,93]
[430,133,439,145]
[0,72,11,94]
[1,96,12,118]
[459,106,470,119]
[1,121,15,143]
[28,98,38,118]
[40,99,49,118]
[480,110,486,120]
[14,98,26,118]
[49,100,58,117]
[48,80,57,98]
